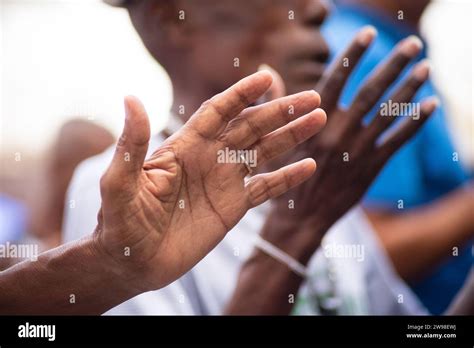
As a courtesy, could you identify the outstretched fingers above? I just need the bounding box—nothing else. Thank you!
[364,59,431,142]
[221,90,321,150]
[377,97,438,161]
[349,35,423,121]
[245,159,317,208]
[187,71,273,139]
[316,26,377,113]
[250,108,327,168]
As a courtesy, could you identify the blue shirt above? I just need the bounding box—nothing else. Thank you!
[322,3,472,314]
[0,194,27,243]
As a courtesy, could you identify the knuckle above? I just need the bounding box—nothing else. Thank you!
[198,98,214,113]
[248,177,271,206]
[235,87,251,108]
[99,171,120,196]
[394,78,420,102]
[354,87,377,112]
[117,133,127,149]
[244,117,265,139]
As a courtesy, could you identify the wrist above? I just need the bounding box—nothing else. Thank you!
[90,228,150,296]
[260,208,332,265]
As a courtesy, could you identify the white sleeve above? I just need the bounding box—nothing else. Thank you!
[294,207,429,315]
[62,150,113,243]
[353,207,429,315]
[104,280,197,315]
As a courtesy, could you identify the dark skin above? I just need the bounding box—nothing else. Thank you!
[0,0,468,315]
[128,0,329,118]
[1,75,324,314]
[338,0,474,284]
[2,92,468,316]
[227,33,438,314]
[127,0,440,315]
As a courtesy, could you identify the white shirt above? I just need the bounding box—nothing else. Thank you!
[63,118,427,315]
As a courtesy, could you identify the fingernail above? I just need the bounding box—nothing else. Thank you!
[412,59,431,81]
[301,158,317,171]
[421,96,440,114]
[357,25,377,46]
[400,35,423,57]
[316,108,327,123]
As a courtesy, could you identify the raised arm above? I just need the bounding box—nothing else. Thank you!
[226,28,438,315]
[0,71,326,314]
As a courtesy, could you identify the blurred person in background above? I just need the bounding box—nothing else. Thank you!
[64,0,440,316]
[0,120,115,270]
[323,0,473,314]
[29,119,115,248]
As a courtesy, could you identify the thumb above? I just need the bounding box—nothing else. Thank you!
[108,95,151,180]
[257,64,286,104]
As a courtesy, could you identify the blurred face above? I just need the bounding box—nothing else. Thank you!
[151,0,330,96]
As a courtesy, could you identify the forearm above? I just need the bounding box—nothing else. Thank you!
[225,211,331,315]
[0,235,141,315]
[365,186,473,282]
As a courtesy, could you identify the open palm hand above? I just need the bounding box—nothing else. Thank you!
[94,71,327,290]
